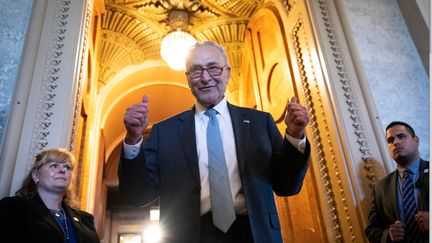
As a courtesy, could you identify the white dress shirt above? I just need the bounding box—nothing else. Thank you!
[123,97,306,215]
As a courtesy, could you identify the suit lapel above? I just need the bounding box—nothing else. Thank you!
[66,207,85,239]
[417,160,429,211]
[177,108,200,185]
[388,172,401,220]
[228,103,250,177]
[30,195,64,238]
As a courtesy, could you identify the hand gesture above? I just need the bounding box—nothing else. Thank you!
[284,97,309,139]
[415,211,429,231]
[123,95,149,144]
[389,220,404,242]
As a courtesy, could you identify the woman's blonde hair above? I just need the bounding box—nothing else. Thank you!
[16,148,79,209]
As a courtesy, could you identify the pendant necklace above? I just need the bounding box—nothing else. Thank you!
[49,208,70,241]
[51,209,61,217]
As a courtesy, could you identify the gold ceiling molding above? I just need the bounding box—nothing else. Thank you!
[206,0,262,17]
[99,28,155,85]
[108,0,262,20]
[99,0,263,90]
[99,6,164,86]
[133,1,220,28]
[192,18,248,42]
[101,30,151,62]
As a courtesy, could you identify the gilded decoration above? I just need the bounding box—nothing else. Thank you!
[69,0,95,196]
[99,0,264,96]
[70,0,94,153]
[291,19,345,242]
[288,0,382,241]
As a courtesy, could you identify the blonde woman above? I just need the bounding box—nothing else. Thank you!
[0,148,99,243]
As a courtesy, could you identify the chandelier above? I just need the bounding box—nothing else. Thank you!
[160,9,197,71]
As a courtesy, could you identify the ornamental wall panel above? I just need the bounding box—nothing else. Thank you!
[244,0,389,242]
[0,0,93,198]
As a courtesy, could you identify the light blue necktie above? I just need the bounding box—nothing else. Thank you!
[204,108,236,232]
[402,169,421,242]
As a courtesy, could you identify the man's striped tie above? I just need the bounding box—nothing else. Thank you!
[402,169,422,242]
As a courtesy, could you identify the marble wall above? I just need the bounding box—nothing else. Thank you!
[0,0,33,148]
[342,0,430,160]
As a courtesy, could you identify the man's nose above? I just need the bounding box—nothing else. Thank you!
[201,69,212,83]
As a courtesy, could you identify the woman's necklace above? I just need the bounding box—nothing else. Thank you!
[49,208,70,241]
[50,208,62,217]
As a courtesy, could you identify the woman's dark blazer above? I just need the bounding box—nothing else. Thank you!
[0,194,100,243]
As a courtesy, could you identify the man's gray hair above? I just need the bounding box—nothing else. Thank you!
[186,41,229,66]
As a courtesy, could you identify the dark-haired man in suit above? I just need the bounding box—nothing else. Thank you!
[366,121,429,242]
[118,41,310,242]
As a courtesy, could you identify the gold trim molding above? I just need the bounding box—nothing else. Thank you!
[291,18,350,242]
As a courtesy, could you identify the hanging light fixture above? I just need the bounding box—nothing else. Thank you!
[160,9,197,71]
[161,31,196,71]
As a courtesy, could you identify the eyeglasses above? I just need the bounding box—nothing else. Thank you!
[186,65,227,79]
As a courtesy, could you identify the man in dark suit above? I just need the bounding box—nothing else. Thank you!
[366,121,429,243]
[118,41,310,242]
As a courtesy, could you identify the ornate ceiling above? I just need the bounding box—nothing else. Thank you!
[99,0,265,94]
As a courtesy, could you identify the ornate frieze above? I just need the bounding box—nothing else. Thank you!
[27,0,72,173]
[316,0,380,187]
[281,0,296,13]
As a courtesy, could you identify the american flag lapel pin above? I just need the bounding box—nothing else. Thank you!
[243,119,250,124]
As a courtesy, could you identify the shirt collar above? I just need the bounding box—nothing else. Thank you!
[397,158,420,177]
[195,97,229,118]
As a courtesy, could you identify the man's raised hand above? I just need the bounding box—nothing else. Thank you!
[124,95,149,144]
[284,96,309,139]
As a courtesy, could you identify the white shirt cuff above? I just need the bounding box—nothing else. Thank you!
[123,138,143,159]
[285,133,306,153]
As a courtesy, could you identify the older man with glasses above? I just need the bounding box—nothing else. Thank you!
[118,41,311,243]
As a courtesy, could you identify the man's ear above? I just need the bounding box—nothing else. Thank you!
[224,66,231,82]
[186,77,192,88]
[414,136,420,148]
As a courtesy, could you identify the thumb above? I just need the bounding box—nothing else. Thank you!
[395,220,402,225]
[290,96,298,104]
[142,95,149,104]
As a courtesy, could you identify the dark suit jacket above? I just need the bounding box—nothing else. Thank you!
[119,103,310,243]
[0,195,100,243]
[365,160,429,243]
